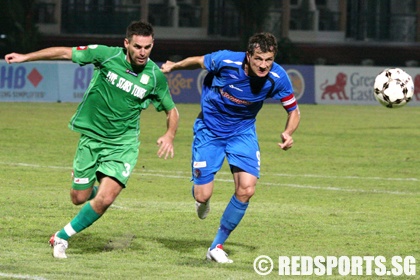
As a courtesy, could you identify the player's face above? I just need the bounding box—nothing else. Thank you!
[124,35,154,67]
[246,47,275,77]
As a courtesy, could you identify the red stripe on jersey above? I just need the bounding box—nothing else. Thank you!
[281,93,298,112]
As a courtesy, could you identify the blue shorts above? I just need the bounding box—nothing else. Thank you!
[191,118,260,185]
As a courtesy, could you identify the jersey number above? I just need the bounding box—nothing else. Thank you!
[256,151,261,166]
[122,163,131,177]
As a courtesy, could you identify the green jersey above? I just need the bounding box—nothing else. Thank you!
[69,45,175,144]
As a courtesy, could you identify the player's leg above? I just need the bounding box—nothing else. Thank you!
[64,175,124,234]
[70,186,97,205]
[232,168,257,203]
[207,129,259,263]
[68,135,100,205]
[50,135,102,258]
[70,172,98,205]
[50,136,138,258]
[193,181,214,203]
[90,175,124,214]
[193,182,214,219]
[50,176,123,258]
[206,169,256,263]
[191,118,225,219]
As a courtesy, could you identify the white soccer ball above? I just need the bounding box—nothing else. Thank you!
[373,68,414,108]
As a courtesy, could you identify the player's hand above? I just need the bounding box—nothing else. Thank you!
[156,135,175,159]
[278,132,293,151]
[4,53,26,64]
[160,61,175,73]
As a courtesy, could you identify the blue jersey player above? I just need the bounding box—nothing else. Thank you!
[161,32,300,263]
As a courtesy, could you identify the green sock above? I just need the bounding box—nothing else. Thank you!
[88,186,98,200]
[57,202,101,240]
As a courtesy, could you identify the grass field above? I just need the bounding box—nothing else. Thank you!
[0,102,419,280]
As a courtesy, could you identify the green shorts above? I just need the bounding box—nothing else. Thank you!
[72,134,139,190]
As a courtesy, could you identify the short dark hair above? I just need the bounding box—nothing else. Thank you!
[247,32,278,56]
[126,21,154,41]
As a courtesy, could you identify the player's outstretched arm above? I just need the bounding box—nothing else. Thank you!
[4,47,73,64]
[278,107,300,150]
[156,107,179,159]
[161,56,205,73]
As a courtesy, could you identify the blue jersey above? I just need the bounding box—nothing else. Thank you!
[201,50,297,137]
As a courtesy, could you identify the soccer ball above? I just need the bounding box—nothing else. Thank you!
[373,68,414,108]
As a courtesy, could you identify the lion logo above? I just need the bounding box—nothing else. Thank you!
[320,72,349,100]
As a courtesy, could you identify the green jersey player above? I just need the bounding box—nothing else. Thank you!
[5,21,179,258]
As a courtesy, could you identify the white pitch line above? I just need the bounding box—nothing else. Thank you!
[5,161,417,182]
[0,161,418,195]
[265,173,420,182]
[135,172,414,195]
[0,162,72,170]
[0,272,46,280]
[132,168,420,182]
[260,182,411,195]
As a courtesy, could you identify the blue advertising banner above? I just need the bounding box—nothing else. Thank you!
[284,65,315,104]
[165,65,315,105]
[165,69,204,104]
[57,62,94,102]
[0,60,316,104]
[0,62,60,102]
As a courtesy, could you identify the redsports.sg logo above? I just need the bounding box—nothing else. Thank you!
[254,255,416,276]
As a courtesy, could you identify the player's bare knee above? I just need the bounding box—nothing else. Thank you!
[246,188,256,198]
[71,195,87,205]
[236,185,255,200]
[70,190,89,205]
[194,189,212,203]
[194,192,211,203]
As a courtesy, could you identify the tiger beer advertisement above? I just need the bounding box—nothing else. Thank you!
[315,66,420,106]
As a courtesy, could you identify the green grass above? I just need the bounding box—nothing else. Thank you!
[0,102,419,279]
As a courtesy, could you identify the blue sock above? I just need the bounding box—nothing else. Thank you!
[210,195,249,250]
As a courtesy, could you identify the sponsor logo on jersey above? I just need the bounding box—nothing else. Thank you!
[229,84,243,92]
[220,90,252,105]
[132,85,147,99]
[106,70,147,99]
[76,46,88,51]
[74,177,89,184]
[193,161,207,168]
[140,74,150,84]
[88,45,98,49]
[126,69,138,77]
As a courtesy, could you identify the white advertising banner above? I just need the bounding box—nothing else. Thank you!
[315,66,420,106]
